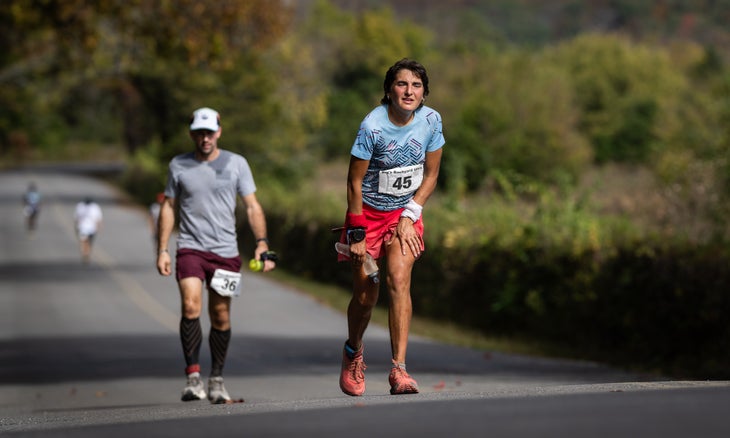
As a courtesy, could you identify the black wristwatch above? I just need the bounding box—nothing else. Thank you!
[346,227,366,244]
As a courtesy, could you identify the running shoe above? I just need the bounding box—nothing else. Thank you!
[181,372,206,401]
[389,361,419,395]
[339,343,366,396]
[207,376,232,404]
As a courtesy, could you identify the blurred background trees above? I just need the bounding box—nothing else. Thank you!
[3,0,730,376]
[3,0,730,265]
[3,0,728,221]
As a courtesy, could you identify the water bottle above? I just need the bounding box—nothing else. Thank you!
[335,242,379,283]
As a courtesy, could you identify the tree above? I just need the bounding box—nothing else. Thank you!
[547,34,686,164]
[296,0,430,158]
[438,49,592,193]
[0,0,293,155]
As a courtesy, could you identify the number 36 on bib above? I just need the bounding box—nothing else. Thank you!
[378,164,423,196]
[210,269,242,297]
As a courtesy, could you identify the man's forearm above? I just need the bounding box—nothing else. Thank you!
[157,204,175,252]
[247,204,267,240]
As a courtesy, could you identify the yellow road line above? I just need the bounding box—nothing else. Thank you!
[52,201,179,333]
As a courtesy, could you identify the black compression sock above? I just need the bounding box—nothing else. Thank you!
[209,328,231,377]
[180,317,202,368]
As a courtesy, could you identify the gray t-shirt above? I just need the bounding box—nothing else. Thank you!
[165,149,256,258]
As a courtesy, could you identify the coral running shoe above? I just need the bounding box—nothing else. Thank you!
[389,361,419,395]
[207,376,232,404]
[181,372,206,401]
[339,343,366,396]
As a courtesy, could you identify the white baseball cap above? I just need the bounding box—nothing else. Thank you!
[189,107,220,131]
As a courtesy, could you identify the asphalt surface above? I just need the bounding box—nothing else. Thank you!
[1,169,729,437]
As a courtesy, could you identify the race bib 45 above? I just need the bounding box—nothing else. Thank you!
[378,164,423,196]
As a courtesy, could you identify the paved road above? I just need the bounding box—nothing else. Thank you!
[1,169,729,437]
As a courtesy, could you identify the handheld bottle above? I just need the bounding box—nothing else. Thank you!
[335,242,379,283]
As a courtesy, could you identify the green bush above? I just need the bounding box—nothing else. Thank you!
[257,187,730,379]
[120,142,167,204]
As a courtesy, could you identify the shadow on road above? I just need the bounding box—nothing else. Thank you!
[0,261,151,283]
[0,333,638,385]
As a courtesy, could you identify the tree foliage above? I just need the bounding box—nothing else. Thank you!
[1,0,292,157]
[437,49,592,193]
[1,0,729,223]
[295,0,430,158]
[547,34,687,164]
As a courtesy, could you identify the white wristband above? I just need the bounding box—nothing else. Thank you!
[400,199,422,223]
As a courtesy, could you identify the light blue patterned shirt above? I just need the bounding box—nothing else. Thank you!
[351,104,445,211]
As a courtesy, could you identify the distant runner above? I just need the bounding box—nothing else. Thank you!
[148,192,165,250]
[74,197,103,264]
[22,182,41,232]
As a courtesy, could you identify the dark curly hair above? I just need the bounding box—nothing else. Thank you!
[381,58,430,108]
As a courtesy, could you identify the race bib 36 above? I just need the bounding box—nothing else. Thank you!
[210,269,242,297]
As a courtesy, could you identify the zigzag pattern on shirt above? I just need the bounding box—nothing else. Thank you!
[377,138,424,168]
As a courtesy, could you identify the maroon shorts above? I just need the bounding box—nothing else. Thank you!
[175,248,242,284]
